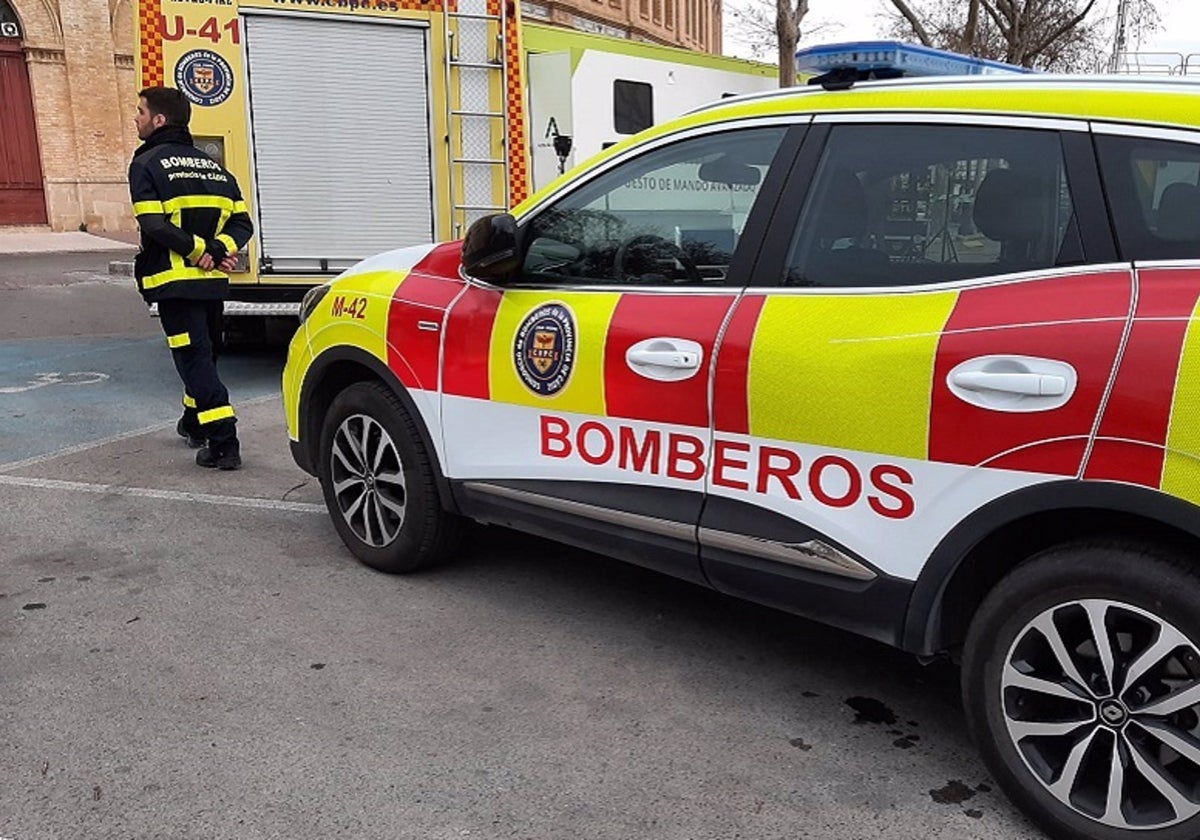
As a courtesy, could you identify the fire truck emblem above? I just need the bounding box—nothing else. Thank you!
[514,303,576,396]
[175,49,234,107]
[192,65,216,94]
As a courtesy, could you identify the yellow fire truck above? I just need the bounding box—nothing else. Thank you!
[135,0,774,321]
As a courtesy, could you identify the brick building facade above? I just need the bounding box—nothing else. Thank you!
[0,0,138,232]
[523,0,720,53]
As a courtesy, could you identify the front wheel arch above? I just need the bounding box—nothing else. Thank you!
[297,347,458,515]
[905,481,1200,658]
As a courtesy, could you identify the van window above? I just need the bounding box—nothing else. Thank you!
[1096,134,1200,260]
[614,80,654,135]
[780,124,1081,288]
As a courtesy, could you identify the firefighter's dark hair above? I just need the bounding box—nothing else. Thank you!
[138,87,191,128]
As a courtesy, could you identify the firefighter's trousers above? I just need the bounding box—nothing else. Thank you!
[158,298,238,454]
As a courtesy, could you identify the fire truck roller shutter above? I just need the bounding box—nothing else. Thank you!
[243,14,435,273]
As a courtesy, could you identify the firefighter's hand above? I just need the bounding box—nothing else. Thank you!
[196,253,216,271]
[219,255,238,273]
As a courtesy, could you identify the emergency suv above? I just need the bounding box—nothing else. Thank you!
[283,48,1200,840]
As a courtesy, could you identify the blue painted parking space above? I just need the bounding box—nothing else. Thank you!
[0,336,285,467]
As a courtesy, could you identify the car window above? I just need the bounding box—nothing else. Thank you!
[519,126,788,287]
[1096,134,1200,261]
[779,124,1082,288]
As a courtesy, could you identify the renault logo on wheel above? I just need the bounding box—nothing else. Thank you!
[1099,700,1128,727]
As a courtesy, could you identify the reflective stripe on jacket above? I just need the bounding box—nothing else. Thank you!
[129,126,254,303]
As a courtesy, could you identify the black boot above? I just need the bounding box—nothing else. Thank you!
[196,445,242,470]
[176,417,205,449]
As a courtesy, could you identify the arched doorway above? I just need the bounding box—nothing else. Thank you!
[0,0,47,225]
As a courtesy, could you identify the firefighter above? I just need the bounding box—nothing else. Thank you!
[129,86,253,471]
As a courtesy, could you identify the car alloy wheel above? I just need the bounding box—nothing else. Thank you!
[1001,598,1200,830]
[329,412,407,548]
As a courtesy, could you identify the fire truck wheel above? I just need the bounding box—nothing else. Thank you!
[318,381,461,574]
[963,543,1200,840]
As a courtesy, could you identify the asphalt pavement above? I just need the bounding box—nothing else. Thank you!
[0,246,1042,840]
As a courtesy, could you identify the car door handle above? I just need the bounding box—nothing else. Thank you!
[946,355,1078,413]
[625,338,705,382]
[950,371,1067,396]
[627,349,700,369]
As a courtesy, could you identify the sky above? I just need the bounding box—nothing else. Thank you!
[723,0,1200,64]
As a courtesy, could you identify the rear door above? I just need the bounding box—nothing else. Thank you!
[243,14,434,274]
[699,116,1130,641]
[1086,127,1200,501]
[441,121,801,582]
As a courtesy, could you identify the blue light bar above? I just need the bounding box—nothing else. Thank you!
[796,40,1032,79]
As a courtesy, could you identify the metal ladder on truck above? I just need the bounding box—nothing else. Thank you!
[443,0,510,239]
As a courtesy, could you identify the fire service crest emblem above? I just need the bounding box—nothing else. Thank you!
[175,50,234,107]
[514,303,576,396]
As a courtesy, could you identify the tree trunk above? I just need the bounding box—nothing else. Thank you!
[961,0,980,52]
[776,0,805,87]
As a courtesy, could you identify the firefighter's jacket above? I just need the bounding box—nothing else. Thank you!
[128,126,254,303]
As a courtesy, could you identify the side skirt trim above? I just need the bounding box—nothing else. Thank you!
[464,481,693,541]
[699,529,877,581]
[463,481,877,581]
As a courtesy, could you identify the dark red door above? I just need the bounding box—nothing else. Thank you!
[0,39,47,225]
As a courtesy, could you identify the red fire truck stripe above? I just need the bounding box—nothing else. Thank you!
[930,271,1131,474]
[1084,268,1200,486]
[713,295,766,435]
[604,294,736,428]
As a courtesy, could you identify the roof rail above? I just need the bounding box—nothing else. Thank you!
[685,72,1200,117]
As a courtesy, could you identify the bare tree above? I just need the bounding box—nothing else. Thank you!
[726,0,837,85]
[884,0,1160,72]
[775,0,809,86]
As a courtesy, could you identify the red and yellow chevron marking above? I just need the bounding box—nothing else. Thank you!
[725,271,1131,471]
[933,271,1130,475]
[603,294,733,428]
[743,291,956,460]
[1159,271,1200,505]
[442,270,1141,480]
[379,245,467,391]
[1086,268,1200,489]
[442,284,502,399]
[137,0,164,88]
[487,290,618,416]
[446,286,735,428]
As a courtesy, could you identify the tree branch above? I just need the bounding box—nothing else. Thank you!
[980,0,1010,38]
[1027,0,1099,59]
[885,0,933,46]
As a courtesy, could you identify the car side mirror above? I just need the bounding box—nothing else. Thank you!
[462,213,521,282]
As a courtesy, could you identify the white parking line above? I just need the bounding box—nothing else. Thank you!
[0,474,325,514]
[0,394,279,474]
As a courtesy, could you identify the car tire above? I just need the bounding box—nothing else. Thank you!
[318,381,461,573]
[963,543,1200,840]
